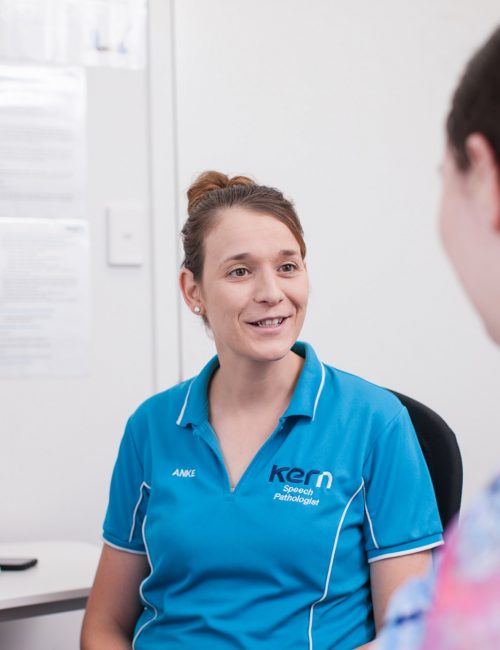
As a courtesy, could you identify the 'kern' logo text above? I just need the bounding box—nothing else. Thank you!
[269,464,333,489]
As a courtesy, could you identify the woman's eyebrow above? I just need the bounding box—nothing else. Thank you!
[221,252,251,265]
[279,249,300,257]
[221,249,301,266]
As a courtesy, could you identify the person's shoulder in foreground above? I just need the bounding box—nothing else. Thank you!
[375,473,500,649]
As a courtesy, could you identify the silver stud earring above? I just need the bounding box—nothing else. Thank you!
[193,306,201,314]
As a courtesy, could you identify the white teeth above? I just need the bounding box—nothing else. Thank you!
[256,318,283,327]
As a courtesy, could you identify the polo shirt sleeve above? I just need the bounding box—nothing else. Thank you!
[362,406,443,562]
[102,416,149,554]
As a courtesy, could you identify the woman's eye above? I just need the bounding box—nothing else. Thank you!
[279,263,297,273]
[229,267,248,277]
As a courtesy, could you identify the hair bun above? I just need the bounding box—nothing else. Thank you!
[187,170,255,214]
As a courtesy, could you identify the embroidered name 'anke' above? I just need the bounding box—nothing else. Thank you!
[172,468,196,478]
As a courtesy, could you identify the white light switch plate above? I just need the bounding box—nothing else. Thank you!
[106,203,145,266]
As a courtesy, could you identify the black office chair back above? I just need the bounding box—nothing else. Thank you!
[389,390,463,530]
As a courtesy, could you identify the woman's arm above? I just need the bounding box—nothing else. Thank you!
[353,551,432,650]
[370,550,432,631]
[81,544,149,650]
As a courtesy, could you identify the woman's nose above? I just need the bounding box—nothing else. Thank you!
[253,270,284,305]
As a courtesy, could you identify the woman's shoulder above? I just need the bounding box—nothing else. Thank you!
[128,376,196,426]
[324,361,396,396]
[321,359,405,422]
[298,341,405,423]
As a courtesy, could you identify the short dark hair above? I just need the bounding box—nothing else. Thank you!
[447,26,500,170]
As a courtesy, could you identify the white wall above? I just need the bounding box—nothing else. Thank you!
[0,68,155,648]
[0,68,153,546]
[173,0,500,508]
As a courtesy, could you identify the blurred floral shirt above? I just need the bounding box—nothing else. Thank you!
[374,475,500,650]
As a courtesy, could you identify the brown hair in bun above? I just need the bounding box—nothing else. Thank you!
[187,171,256,214]
[182,170,306,281]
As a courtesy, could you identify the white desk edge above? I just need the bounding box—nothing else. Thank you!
[0,541,101,621]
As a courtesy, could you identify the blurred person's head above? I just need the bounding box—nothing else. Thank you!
[439,26,500,343]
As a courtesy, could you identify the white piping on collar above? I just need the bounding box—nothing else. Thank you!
[176,380,194,426]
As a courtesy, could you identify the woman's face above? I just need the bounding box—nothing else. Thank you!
[439,142,500,343]
[195,207,309,365]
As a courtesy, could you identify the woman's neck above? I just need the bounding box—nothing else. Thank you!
[209,350,304,413]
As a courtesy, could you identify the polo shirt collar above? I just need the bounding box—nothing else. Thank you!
[176,340,326,428]
[283,341,326,420]
[176,355,218,428]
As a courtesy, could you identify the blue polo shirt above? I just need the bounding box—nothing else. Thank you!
[103,341,443,650]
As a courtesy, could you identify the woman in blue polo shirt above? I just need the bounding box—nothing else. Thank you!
[81,172,443,650]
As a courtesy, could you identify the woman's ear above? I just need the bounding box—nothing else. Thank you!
[179,268,204,315]
[465,133,500,232]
